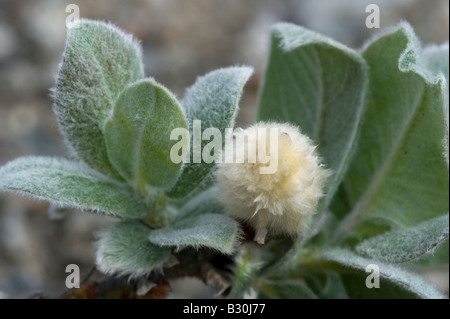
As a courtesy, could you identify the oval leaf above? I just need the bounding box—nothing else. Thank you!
[96,220,171,276]
[355,214,449,264]
[53,19,144,179]
[0,157,147,218]
[166,66,253,198]
[148,213,240,254]
[104,79,188,194]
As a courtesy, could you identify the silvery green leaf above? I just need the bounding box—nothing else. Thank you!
[336,23,449,239]
[258,22,368,210]
[167,66,253,198]
[148,213,240,254]
[96,220,171,276]
[104,79,188,195]
[53,19,144,179]
[0,157,146,218]
[320,248,446,299]
[355,214,449,264]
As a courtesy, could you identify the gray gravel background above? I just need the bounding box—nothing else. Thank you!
[0,0,448,298]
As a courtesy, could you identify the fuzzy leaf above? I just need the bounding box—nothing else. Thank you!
[0,157,146,218]
[258,22,368,210]
[104,79,188,193]
[355,214,449,264]
[148,213,240,254]
[53,19,144,179]
[320,248,446,299]
[337,23,449,238]
[96,220,171,276]
[167,66,253,198]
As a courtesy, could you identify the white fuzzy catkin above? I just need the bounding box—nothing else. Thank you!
[216,122,329,244]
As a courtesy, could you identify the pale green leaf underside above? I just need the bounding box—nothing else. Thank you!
[356,214,449,264]
[104,79,188,192]
[53,19,144,179]
[167,66,253,198]
[0,157,146,218]
[258,22,368,210]
[148,213,240,254]
[96,220,171,276]
[320,248,446,299]
[339,23,449,236]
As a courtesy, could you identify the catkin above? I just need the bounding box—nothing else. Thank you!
[216,122,330,244]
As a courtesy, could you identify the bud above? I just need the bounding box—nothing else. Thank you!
[216,122,329,244]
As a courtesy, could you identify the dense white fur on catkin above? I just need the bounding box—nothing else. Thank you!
[216,122,329,244]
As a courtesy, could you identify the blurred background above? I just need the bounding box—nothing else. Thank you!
[0,0,448,298]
